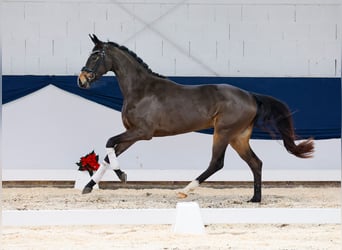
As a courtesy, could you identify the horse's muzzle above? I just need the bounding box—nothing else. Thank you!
[78,72,92,89]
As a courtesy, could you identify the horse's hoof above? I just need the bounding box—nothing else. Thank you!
[82,186,93,194]
[177,192,188,199]
[119,172,127,183]
[115,170,127,183]
[248,197,261,203]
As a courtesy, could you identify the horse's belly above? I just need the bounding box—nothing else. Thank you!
[153,116,212,136]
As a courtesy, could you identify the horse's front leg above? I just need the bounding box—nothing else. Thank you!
[104,141,135,183]
[82,129,151,194]
[105,129,152,180]
[82,142,133,194]
[82,161,109,194]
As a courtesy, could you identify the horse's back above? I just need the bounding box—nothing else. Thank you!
[157,80,257,134]
[122,77,258,136]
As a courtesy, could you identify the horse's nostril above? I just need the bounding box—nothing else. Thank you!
[78,76,88,88]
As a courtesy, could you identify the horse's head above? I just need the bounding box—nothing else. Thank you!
[78,34,111,89]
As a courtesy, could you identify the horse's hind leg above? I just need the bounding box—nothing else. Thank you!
[231,126,263,202]
[178,131,229,198]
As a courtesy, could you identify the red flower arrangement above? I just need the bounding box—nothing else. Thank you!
[76,150,100,176]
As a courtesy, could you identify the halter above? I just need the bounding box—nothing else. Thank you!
[81,49,107,80]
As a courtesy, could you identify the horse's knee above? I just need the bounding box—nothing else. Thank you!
[114,142,134,156]
[106,137,117,148]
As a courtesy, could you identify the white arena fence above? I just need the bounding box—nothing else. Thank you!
[3,208,340,226]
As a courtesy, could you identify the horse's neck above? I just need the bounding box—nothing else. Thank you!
[109,48,149,98]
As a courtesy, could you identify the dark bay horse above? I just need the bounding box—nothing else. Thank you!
[78,34,314,202]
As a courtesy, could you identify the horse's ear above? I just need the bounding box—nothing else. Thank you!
[89,34,102,45]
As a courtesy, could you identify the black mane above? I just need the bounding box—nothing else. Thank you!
[107,41,166,79]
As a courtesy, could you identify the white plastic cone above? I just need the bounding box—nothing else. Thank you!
[172,202,206,235]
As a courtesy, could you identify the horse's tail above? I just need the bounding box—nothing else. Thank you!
[252,93,314,158]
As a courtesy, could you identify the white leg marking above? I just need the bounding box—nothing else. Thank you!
[92,162,109,183]
[182,180,199,194]
[106,147,120,170]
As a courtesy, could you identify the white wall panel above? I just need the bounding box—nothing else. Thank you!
[177,52,212,76]
[230,57,282,76]
[66,53,86,75]
[156,40,179,75]
[218,5,242,23]
[280,56,309,76]
[309,58,337,77]
[257,23,284,41]
[7,56,25,75]
[53,2,81,22]
[134,31,163,70]
[67,20,95,42]
[188,4,216,23]
[310,23,338,41]
[242,5,270,23]
[269,40,297,58]
[2,1,341,76]
[282,23,311,41]
[27,57,39,75]
[324,41,341,59]
[40,19,67,40]
[296,40,326,59]
[5,20,39,40]
[79,3,108,23]
[24,38,41,57]
[244,40,271,58]
[230,23,259,41]
[268,5,295,23]
[93,20,116,41]
[2,2,25,24]
[131,3,166,24]
[295,5,341,23]
[107,3,133,24]
[53,38,77,59]
[40,55,67,75]
[190,39,216,63]
[3,37,25,59]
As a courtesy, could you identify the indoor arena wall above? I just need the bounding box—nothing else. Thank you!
[2,0,341,181]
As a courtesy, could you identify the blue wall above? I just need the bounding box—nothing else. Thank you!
[3,75,341,139]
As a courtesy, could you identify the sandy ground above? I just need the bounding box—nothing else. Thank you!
[2,185,341,249]
[2,224,341,250]
[2,185,341,209]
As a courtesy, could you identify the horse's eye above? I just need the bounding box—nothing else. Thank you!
[91,56,98,61]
